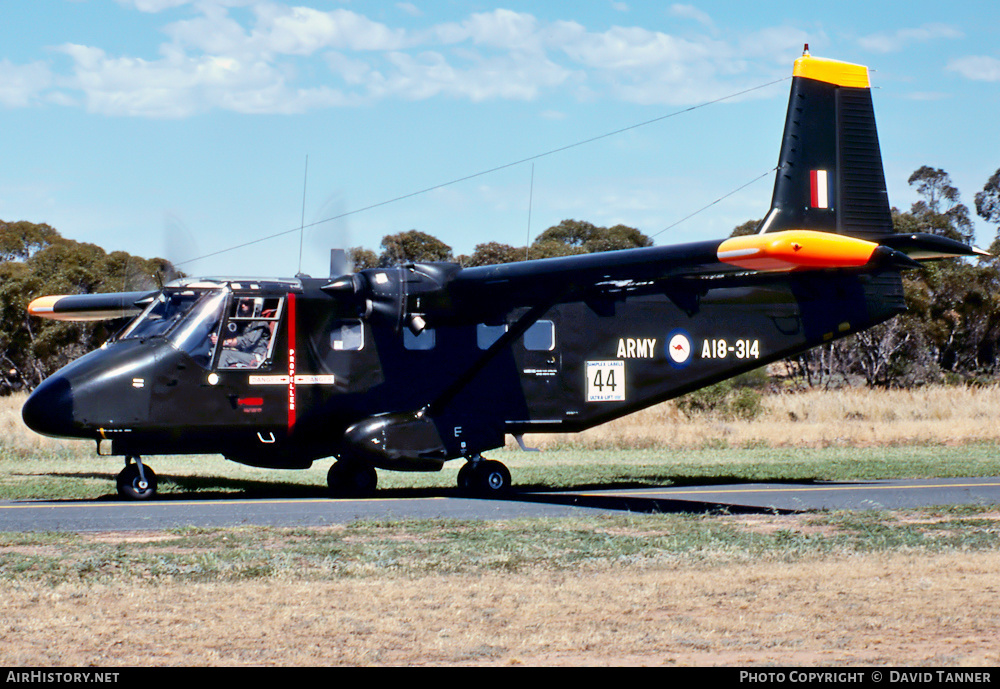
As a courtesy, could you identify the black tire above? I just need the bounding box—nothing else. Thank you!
[463,460,511,497]
[457,462,475,493]
[327,461,377,498]
[116,463,157,500]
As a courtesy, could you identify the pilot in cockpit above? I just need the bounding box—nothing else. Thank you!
[211,297,272,368]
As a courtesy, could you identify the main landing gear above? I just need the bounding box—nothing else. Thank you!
[327,460,378,498]
[457,456,512,497]
[116,455,157,500]
[325,456,513,498]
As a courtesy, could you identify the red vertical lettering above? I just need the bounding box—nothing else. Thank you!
[287,292,297,429]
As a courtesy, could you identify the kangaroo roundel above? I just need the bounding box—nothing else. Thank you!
[667,329,693,368]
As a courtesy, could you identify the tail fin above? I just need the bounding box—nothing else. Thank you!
[760,48,892,239]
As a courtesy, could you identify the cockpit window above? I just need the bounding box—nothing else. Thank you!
[118,287,227,368]
[119,289,219,341]
[167,290,228,368]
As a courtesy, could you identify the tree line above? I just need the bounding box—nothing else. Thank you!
[2,165,998,395]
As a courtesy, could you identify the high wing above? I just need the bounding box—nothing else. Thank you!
[319,50,985,425]
[433,228,982,318]
[27,290,158,322]
[328,50,985,332]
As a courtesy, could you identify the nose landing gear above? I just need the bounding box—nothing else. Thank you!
[116,456,157,500]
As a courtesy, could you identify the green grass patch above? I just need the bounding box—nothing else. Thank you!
[2,507,999,586]
[2,443,1000,501]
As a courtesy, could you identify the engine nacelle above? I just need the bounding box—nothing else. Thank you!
[342,411,449,471]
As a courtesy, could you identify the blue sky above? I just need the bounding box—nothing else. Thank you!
[2,0,998,279]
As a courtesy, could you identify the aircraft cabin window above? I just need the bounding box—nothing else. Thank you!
[404,328,435,350]
[523,320,555,351]
[216,296,283,370]
[331,321,364,351]
[477,324,507,350]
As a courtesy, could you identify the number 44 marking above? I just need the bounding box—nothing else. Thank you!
[586,361,626,402]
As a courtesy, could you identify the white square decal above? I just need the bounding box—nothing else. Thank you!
[586,360,625,402]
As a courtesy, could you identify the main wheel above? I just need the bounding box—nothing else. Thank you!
[116,462,157,500]
[459,459,512,497]
[327,461,377,498]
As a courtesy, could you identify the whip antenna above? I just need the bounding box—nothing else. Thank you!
[526,163,535,260]
[297,155,309,275]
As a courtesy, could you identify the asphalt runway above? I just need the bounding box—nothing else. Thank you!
[1,476,999,532]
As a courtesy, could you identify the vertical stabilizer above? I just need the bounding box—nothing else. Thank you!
[760,50,892,239]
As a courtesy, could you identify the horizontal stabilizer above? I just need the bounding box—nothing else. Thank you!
[872,233,991,260]
[718,230,882,271]
[28,290,157,322]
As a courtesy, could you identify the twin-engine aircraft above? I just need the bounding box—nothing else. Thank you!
[22,50,983,499]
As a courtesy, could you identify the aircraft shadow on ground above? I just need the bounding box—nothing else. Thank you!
[508,486,802,516]
[41,471,811,514]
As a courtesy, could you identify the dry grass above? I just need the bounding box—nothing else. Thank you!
[3,548,998,666]
[4,387,1000,667]
[521,385,1000,450]
[0,393,91,459]
[6,386,1000,455]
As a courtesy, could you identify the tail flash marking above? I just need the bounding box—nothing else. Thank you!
[810,170,830,209]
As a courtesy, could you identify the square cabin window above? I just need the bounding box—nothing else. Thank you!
[477,323,507,350]
[523,320,555,351]
[404,328,435,350]
[331,321,364,351]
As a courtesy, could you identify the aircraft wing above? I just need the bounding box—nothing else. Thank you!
[420,229,981,324]
[27,290,158,322]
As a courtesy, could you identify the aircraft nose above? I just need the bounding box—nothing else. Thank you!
[22,375,77,438]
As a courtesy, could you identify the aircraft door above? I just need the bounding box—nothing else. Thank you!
[516,310,565,417]
[210,295,287,427]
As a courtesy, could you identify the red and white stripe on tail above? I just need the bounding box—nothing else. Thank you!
[810,169,831,209]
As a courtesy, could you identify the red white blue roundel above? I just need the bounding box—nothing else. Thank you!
[667,329,692,368]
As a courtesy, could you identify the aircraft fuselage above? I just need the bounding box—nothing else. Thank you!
[22,266,905,472]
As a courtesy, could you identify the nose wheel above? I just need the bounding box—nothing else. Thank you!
[116,456,157,500]
[457,457,512,497]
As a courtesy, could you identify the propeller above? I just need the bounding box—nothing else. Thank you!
[321,261,462,334]
[160,212,198,284]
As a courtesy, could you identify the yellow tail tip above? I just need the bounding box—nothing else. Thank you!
[793,54,870,89]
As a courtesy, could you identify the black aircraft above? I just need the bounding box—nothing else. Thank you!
[22,50,984,500]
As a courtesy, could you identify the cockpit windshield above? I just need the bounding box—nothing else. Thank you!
[119,287,228,368]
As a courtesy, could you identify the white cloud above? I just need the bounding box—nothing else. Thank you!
[433,9,542,51]
[396,3,422,18]
[57,42,332,117]
[372,50,570,102]
[669,4,712,27]
[947,55,1000,82]
[255,7,409,53]
[26,2,826,116]
[560,26,713,70]
[166,5,409,56]
[0,60,51,107]
[116,0,195,12]
[858,23,963,54]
